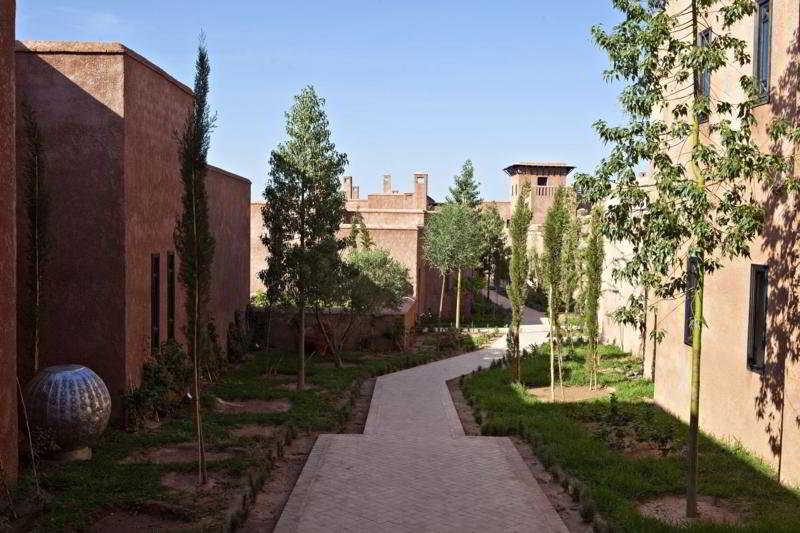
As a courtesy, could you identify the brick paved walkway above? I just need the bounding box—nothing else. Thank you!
[273,318,567,532]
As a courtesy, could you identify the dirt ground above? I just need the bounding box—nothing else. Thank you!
[213,398,292,414]
[447,378,592,533]
[527,385,615,403]
[638,495,745,527]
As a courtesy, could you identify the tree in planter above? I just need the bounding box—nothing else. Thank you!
[446,159,481,208]
[20,102,50,376]
[579,0,795,517]
[541,186,570,401]
[507,187,532,382]
[261,86,348,390]
[174,37,216,485]
[583,207,604,390]
[479,203,508,300]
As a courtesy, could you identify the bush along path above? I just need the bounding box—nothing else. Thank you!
[4,331,493,531]
[462,343,800,531]
[270,331,567,532]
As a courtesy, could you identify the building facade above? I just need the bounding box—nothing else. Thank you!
[603,0,800,487]
[0,0,18,482]
[14,41,250,397]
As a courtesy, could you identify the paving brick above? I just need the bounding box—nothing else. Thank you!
[273,312,565,532]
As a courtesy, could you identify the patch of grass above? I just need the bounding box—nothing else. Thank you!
[12,330,495,530]
[463,344,800,532]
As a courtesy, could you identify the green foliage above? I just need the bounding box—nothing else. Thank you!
[558,193,580,314]
[346,248,412,314]
[583,207,605,388]
[541,187,570,300]
[122,341,192,428]
[174,37,216,364]
[260,86,348,384]
[479,203,509,288]
[508,187,532,381]
[348,212,375,250]
[424,203,484,273]
[463,343,800,531]
[20,101,50,374]
[226,310,251,363]
[446,159,481,208]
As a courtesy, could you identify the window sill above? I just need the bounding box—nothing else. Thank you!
[747,363,765,374]
[752,94,770,108]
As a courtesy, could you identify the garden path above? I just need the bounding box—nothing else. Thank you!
[272,317,566,532]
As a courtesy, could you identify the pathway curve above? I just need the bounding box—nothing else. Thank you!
[273,302,564,532]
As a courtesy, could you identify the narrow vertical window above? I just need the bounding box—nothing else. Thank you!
[684,257,699,346]
[698,28,712,122]
[755,0,771,99]
[167,252,176,340]
[150,254,161,353]
[747,265,768,370]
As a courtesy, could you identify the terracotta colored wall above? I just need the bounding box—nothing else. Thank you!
[652,0,800,487]
[0,0,18,482]
[207,166,251,342]
[15,45,128,394]
[250,203,266,295]
[122,52,191,390]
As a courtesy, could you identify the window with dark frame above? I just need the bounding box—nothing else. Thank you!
[537,176,548,186]
[150,254,160,353]
[755,0,771,100]
[747,264,768,370]
[684,257,699,346]
[698,28,712,122]
[167,252,176,340]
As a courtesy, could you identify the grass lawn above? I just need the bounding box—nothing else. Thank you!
[462,343,800,532]
[9,330,495,530]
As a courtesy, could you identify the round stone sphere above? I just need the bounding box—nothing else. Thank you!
[25,365,112,454]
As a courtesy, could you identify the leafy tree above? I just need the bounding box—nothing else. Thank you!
[174,37,216,485]
[508,187,532,382]
[479,204,508,298]
[261,86,348,391]
[579,0,794,517]
[423,207,457,320]
[541,186,570,401]
[348,211,374,250]
[20,102,50,375]
[446,159,481,208]
[583,207,604,389]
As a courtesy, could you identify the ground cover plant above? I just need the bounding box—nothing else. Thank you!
[7,330,495,530]
[462,343,800,531]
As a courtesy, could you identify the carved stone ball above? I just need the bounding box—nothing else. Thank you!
[25,365,112,453]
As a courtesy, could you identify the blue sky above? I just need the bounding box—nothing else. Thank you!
[17,1,624,201]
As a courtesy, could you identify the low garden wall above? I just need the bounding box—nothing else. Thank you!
[249,299,416,354]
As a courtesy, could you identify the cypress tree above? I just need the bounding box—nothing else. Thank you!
[174,36,216,485]
[446,159,481,208]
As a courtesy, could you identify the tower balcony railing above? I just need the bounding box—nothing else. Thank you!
[533,185,559,197]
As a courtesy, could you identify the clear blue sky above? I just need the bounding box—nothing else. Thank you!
[17,1,624,201]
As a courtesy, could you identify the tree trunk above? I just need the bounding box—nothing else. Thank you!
[640,287,649,377]
[650,305,658,382]
[298,301,306,391]
[548,285,556,402]
[438,272,446,322]
[686,3,702,516]
[455,269,462,329]
[314,307,343,368]
[191,172,207,485]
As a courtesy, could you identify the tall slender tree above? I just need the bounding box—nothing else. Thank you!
[583,207,604,390]
[174,36,216,485]
[508,187,532,382]
[559,193,580,354]
[580,0,794,517]
[446,159,481,208]
[479,204,507,299]
[261,86,348,391]
[541,187,570,401]
[21,102,49,376]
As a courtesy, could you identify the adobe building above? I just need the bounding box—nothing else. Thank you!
[250,172,464,320]
[0,0,18,482]
[504,161,574,249]
[597,0,800,487]
[14,41,251,397]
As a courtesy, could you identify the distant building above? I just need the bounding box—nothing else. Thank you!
[250,172,465,320]
[13,41,251,398]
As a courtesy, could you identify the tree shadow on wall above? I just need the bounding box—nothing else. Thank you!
[758,26,800,479]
